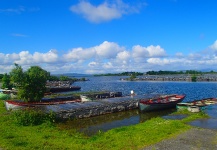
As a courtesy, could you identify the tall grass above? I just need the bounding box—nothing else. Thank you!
[11,108,56,126]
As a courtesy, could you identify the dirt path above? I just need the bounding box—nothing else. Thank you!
[142,128,217,150]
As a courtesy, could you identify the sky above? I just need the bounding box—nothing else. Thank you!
[1,0,217,74]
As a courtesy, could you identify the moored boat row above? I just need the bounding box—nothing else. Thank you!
[3,90,217,118]
[176,97,217,112]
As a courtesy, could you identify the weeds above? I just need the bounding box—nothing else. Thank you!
[11,108,56,126]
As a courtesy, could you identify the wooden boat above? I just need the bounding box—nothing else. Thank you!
[80,91,123,102]
[187,106,200,112]
[139,94,186,112]
[177,97,217,111]
[4,97,81,111]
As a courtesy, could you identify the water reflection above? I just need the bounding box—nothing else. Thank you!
[188,104,217,129]
[58,108,177,136]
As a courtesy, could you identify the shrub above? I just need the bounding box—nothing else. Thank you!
[11,108,56,126]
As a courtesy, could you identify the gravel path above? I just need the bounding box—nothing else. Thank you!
[142,128,217,150]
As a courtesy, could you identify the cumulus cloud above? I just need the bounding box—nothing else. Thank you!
[210,40,217,51]
[147,58,169,65]
[95,41,125,58]
[63,47,95,62]
[63,41,124,62]
[33,50,58,63]
[116,51,130,61]
[2,40,217,74]
[132,45,167,62]
[70,0,144,23]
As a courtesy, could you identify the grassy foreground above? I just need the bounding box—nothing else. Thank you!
[0,100,209,150]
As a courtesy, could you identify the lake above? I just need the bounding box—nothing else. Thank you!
[59,76,217,135]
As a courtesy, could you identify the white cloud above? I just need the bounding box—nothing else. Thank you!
[132,45,166,60]
[63,41,124,62]
[210,40,217,51]
[95,41,125,58]
[14,51,33,65]
[62,47,95,62]
[70,0,144,23]
[1,40,217,74]
[103,62,114,69]
[33,50,58,63]
[116,51,130,61]
[147,58,170,65]
[88,61,99,67]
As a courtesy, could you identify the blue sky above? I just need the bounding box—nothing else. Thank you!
[1,0,217,74]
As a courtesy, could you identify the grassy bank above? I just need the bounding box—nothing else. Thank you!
[0,100,209,150]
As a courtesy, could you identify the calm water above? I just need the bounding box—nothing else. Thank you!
[73,76,217,101]
[59,76,217,135]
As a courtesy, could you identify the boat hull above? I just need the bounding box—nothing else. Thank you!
[4,99,81,111]
[139,95,185,112]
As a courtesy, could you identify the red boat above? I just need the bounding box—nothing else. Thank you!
[139,94,186,112]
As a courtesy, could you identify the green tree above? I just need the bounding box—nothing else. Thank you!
[129,74,137,81]
[10,64,49,102]
[59,75,71,81]
[1,73,12,89]
[191,75,197,82]
[48,75,59,81]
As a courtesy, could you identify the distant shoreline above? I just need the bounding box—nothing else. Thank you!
[120,74,217,82]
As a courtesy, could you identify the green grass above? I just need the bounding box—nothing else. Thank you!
[173,109,209,123]
[0,100,209,150]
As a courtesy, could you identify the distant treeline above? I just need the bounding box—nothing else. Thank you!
[146,70,217,75]
[94,70,217,76]
[94,72,144,76]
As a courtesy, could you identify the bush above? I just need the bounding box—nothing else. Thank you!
[11,108,56,126]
